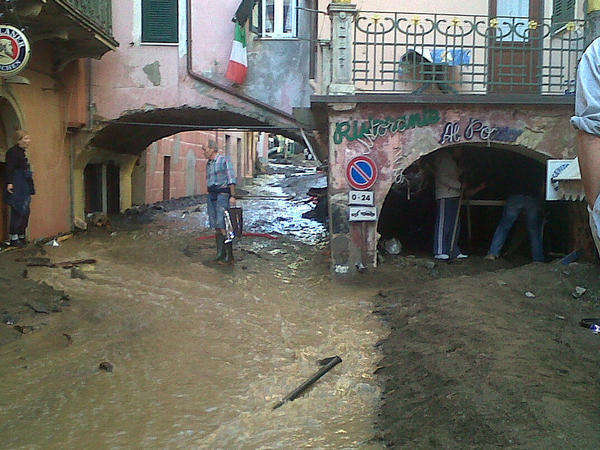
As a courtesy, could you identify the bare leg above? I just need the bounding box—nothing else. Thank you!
[577,130,600,208]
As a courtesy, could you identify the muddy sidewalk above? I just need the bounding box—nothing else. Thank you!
[373,257,600,447]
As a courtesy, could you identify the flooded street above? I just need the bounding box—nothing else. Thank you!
[2,165,600,447]
[0,167,387,448]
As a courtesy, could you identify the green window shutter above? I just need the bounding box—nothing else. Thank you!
[142,0,178,43]
[552,0,575,27]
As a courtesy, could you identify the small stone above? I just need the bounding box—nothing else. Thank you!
[99,361,113,372]
[525,291,536,298]
[71,268,87,279]
[571,286,587,298]
[25,301,49,314]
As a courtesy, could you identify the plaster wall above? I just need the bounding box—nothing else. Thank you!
[92,0,312,123]
[0,42,88,240]
[327,102,577,273]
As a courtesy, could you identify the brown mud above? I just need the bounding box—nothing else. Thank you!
[372,256,600,447]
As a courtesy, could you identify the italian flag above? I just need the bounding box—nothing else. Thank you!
[225,23,248,84]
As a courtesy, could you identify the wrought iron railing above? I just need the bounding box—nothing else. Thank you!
[352,12,586,95]
[65,0,113,34]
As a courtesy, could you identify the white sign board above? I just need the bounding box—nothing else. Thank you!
[546,159,572,201]
[349,206,378,222]
[348,190,374,206]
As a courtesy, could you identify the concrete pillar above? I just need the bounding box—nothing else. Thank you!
[119,157,137,212]
[586,0,600,46]
[327,2,357,95]
[72,167,85,222]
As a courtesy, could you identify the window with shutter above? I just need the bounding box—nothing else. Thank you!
[142,0,178,43]
[552,0,575,31]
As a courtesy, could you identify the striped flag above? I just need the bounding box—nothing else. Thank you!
[225,23,248,84]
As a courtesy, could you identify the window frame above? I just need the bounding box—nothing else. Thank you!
[141,0,179,44]
[251,0,298,39]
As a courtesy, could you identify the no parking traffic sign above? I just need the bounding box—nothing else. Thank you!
[346,156,378,190]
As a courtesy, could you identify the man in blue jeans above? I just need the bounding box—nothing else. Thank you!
[485,194,544,262]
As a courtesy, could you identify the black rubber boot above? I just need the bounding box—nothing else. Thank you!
[221,242,234,266]
[215,234,225,261]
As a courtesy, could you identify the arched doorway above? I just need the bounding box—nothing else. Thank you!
[0,96,23,242]
[378,144,572,262]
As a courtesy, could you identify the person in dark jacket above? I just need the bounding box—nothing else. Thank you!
[4,130,34,247]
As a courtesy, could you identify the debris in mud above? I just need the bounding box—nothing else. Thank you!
[2,314,17,325]
[14,325,34,334]
[26,258,97,269]
[572,286,587,299]
[63,333,72,345]
[272,355,342,410]
[525,291,536,298]
[73,217,87,231]
[25,301,50,314]
[98,361,114,372]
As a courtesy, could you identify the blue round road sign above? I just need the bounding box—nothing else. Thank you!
[346,156,378,190]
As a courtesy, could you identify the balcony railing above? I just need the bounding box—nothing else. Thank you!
[65,0,113,34]
[352,11,585,95]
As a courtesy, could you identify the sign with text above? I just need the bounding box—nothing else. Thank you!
[349,206,378,222]
[348,190,374,206]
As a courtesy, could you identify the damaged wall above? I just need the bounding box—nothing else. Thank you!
[327,102,577,274]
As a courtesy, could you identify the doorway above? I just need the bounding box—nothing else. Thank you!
[106,163,120,214]
[488,0,543,93]
[84,163,103,213]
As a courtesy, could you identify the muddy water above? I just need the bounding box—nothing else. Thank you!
[0,172,385,448]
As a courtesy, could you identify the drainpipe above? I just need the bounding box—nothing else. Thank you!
[87,58,94,129]
[185,0,304,127]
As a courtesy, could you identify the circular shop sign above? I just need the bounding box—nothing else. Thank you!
[0,25,31,77]
[346,155,378,190]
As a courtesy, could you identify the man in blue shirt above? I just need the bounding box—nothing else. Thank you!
[204,144,237,265]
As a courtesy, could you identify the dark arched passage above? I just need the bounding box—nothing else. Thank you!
[378,144,572,262]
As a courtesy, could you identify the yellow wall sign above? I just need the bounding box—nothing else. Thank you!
[0,25,31,77]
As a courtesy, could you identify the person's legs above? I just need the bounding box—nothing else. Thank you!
[434,197,460,258]
[8,207,25,246]
[18,207,30,242]
[488,197,521,257]
[434,198,448,257]
[524,199,544,262]
[443,197,461,258]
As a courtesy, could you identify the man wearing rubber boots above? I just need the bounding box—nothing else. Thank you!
[203,143,237,265]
